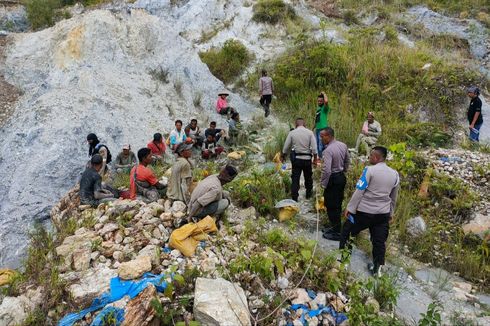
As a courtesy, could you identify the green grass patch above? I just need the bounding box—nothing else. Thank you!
[199,39,252,84]
[252,0,297,25]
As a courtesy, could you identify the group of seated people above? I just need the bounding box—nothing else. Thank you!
[79,115,243,224]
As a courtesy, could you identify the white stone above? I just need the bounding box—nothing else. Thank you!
[118,256,152,280]
[406,216,427,237]
[98,223,119,236]
[68,266,117,305]
[171,201,187,213]
[193,277,251,326]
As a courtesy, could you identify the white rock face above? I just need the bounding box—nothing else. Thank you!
[406,216,427,238]
[67,265,117,305]
[0,7,258,268]
[193,277,251,326]
[0,288,43,326]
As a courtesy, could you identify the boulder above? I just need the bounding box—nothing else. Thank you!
[290,288,311,305]
[138,245,160,265]
[194,277,251,326]
[121,284,159,326]
[406,216,427,237]
[67,265,117,305]
[118,256,152,280]
[171,201,187,213]
[462,213,490,239]
[98,223,120,236]
[55,229,100,272]
[0,287,43,326]
[73,247,92,271]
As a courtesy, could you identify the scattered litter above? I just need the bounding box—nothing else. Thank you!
[59,273,171,326]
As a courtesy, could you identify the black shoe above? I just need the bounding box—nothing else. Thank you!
[265,109,270,117]
[367,263,382,277]
[305,190,312,199]
[323,232,340,241]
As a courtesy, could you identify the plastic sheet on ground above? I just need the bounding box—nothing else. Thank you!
[169,216,217,257]
[58,273,170,326]
[288,303,348,325]
[90,306,124,326]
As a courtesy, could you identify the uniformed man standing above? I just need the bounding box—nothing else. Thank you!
[340,146,400,276]
[320,128,350,240]
[282,118,318,202]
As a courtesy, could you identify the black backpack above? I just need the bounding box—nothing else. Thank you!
[94,143,112,164]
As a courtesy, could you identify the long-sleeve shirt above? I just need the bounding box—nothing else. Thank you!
[347,162,400,215]
[282,126,317,160]
[321,139,349,188]
[188,174,223,214]
[216,98,228,113]
[169,129,186,146]
[259,76,274,95]
[362,120,382,138]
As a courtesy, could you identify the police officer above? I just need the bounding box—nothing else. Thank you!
[467,85,483,142]
[340,146,400,276]
[320,128,350,240]
[282,118,318,202]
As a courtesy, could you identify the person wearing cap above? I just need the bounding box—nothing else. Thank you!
[80,154,116,207]
[259,69,274,117]
[320,127,350,241]
[170,120,187,151]
[354,112,382,155]
[216,91,235,117]
[281,118,318,202]
[186,119,204,147]
[114,144,137,173]
[314,92,331,156]
[187,165,238,221]
[130,148,167,202]
[167,143,193,202]
[340,146,400,277]
[467,86,483,142]
[147,133,166,164]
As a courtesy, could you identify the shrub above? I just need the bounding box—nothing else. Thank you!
[252,0,296,25]
[263,127,289,161]
[227,167,290,215]
[24,0,62,30]
[199,39,252,84]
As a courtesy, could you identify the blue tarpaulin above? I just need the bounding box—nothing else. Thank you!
[59,273,170,326]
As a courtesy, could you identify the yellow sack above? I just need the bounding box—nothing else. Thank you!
[315,196,325,211]
[227,151,246,160]
[169,216,218,257]
[272,152,282,163]
[278,206,300,222]
[0,269,17,286]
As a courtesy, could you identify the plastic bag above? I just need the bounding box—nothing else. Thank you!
[169,216,217,257]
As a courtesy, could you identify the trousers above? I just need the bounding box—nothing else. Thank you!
[323,172,346,232]
[339,211,390,266]
[291,159,313,201]
[260,95,272,114]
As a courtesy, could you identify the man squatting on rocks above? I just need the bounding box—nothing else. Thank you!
[187,165,238,222]
[341,146,400,276]
[114,144,137,173]
[129,148,167,202]
[79,154,116,207]
[281,118,318,202]
[354,112,382,155]
[320,127,350,241]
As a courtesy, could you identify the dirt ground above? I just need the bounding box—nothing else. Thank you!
[0,35,21,127]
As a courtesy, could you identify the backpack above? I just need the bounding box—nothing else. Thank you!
[94,143,112,164]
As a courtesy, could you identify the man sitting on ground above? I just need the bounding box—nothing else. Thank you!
[187,165,238,221]
[170,120,186,152]
[167,143,193,203]
[186,119,204,147]
[130,148,166,202]
[202,134,225,159]
[147,133,166,164]
[205,121,226,143]
[80,154,116,207]
[114,144,137,173]
[354,112,382,155]
[228,112,247,146]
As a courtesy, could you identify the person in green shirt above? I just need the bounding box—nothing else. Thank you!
[315,92,330,155]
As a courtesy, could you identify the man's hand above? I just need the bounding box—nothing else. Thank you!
[469,124,475,130]
[321,91,328,104]
[389,216,394,224]
[343,210,351,219]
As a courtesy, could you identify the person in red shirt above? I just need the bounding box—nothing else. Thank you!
[130,148,166,202]
[216,91,235,117]
[147,133,166,164]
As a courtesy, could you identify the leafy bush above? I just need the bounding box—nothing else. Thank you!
[24,0,62,30]
[199,39,252,84]
[403,123,452,148]
[252,0,296,24]
[263,127,289,161]
[227,167,290,215]
[418,302,442,326]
